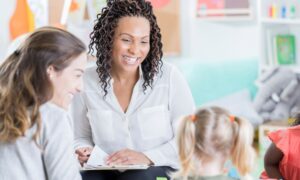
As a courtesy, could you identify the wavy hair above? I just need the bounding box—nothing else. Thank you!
[89,0,163,95]
[175,106,256,179]
[0,27,86,143]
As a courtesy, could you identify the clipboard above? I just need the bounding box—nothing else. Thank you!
[80,164,149,171]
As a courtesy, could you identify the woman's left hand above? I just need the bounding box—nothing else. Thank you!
[105,148,152,166]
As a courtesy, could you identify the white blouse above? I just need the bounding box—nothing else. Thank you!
[0,103,81,180]
[70,62,195,169]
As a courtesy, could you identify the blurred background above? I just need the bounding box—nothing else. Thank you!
[2,0,300,178]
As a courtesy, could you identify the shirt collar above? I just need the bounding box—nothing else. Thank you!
[108,65,144,91]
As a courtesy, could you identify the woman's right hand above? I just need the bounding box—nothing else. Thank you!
[75,147,93,166]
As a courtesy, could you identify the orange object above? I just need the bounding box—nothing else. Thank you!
[190,115,198,122]
[70,0,79,12]
[9,0,35,40]
[229,115,235,123]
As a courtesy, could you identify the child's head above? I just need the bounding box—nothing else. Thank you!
[177,106,255,177]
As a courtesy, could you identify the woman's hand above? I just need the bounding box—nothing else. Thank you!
[75,147,93,166]
[106,148,152,166]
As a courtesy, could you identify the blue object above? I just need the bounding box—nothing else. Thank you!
[281,5,287,18]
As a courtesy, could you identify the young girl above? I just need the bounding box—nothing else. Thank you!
[0,27,86,180]
[175,106,256,180]
[261,117,300,180]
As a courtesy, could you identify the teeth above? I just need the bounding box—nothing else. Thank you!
[124,56,138,65]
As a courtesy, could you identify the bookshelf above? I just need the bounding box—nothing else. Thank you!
[195,0,254,21]
[258,0,300,73]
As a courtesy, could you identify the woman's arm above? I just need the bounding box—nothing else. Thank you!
[42,112,82,180]
[264,142,284,179]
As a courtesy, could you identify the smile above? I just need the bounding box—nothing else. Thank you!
[123,55,140,65]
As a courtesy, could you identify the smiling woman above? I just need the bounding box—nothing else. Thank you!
[70,1,195,180]
[0,27,87,180]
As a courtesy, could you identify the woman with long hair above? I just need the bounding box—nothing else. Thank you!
[0,26,87,180]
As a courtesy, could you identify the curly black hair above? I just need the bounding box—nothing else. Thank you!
[89,0,163,96]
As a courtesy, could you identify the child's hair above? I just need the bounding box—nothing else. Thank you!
[0,27,86,143]
[176,106,255,178]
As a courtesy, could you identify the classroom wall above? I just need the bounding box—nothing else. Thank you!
[0,0,259,62]
[179,0,259,61]
[0,0,16,61]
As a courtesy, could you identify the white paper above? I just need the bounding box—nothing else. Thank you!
[81,164,149,171]
[86,145,108,166]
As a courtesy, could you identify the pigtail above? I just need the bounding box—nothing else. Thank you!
[175,115,197,179]
[231,116,256,177]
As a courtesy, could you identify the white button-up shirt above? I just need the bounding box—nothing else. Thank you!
[70,62,195,169]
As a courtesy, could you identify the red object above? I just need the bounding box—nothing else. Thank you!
[260,125,300,180]
[269,5,273,18]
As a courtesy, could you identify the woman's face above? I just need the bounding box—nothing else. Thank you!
[111,16,150,74]
[48,53,87,109]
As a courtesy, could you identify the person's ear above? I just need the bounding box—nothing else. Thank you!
[47,65,55,80]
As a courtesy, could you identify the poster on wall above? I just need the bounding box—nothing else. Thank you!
[147,0,181,56]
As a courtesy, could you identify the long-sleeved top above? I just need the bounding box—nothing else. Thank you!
[70,62,195,169]
[0,102,82,180]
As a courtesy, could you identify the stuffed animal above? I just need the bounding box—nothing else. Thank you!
[254,67,300,121]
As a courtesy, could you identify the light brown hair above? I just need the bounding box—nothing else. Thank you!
[0,27,86,143]
[176,106,256,179]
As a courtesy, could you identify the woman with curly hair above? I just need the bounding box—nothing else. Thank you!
[70,0,195,179]
[0,27,87,180]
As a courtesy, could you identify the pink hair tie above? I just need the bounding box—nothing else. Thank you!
[190,115,197,122]
[229,115,235,123]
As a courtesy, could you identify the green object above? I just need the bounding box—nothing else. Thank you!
[156,177,167,180]
[275,35,296,65]
[290,5,296,18]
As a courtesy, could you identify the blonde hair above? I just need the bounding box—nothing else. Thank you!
[0,27,86,143]
[176,106,255,179]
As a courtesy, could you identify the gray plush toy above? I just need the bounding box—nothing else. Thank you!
[254,67,300,121]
